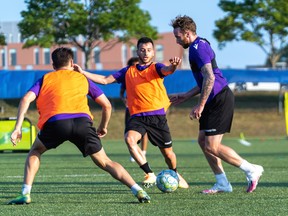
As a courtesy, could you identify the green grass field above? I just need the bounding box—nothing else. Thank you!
[1,138,287,216]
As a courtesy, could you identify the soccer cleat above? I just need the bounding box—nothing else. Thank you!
[142,172,156,188]
[202,182,233,194]
[246,164,264,193]
[7,194,31,205]
[135,190,151,203]
[177,173,189,189]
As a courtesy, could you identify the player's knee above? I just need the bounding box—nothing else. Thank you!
[204,145,218,155]
[198,134,205,148]
[163,149,176,160]
[125,135,139,146]
[198,139,205,149]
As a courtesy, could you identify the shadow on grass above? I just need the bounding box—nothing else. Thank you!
[191,181,288,188]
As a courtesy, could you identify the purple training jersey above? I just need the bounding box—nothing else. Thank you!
[189,37,228,103]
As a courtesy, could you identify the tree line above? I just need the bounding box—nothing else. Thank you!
[1,0,287,69]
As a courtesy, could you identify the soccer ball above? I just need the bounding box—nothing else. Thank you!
[156,169,179,193]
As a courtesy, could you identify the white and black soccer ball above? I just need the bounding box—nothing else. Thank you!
[156,169,179,193]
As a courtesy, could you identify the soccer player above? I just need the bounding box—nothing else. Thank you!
[119,56,149,163]
[8,47,150,204]
[75,37,189,189]
[170,15,264,194]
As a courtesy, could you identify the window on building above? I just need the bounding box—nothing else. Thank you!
[1,49,5,67]
[72,47,77,63]
[130,46,137,58]
[94,46,100,64]
[9,49,17,66]
[155,44,164,62]
[34,48,39,65]
[43,48,50,65]
[122,45,127,67]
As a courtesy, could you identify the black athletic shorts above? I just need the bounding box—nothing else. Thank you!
[38,117,102,157]
[200,86,234,136]
[125,115,172,148]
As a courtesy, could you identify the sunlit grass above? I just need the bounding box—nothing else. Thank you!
[1,138,288,215]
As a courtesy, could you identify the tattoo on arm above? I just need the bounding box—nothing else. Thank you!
[199,64,215,106]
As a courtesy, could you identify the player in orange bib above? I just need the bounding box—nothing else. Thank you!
[75,37,189,189]
[119,57,149,163]
[8,47,151,204]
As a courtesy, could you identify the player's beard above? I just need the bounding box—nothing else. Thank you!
[181,37,190,49]
[182,43,189,49]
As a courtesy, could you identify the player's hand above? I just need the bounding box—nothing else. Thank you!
[10,129,22,146]
[189,105,203,120]
[169,57,182,66]
[73,64,84,74]
[97,127,108,138]
[169,93,186,105]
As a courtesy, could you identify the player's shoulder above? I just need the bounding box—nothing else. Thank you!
[191,38,211,53]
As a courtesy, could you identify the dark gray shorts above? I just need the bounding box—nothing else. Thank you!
[38,117,102,157]
[125,115,172,148]
[200,86,234,136]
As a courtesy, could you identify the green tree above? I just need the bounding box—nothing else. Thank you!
[0,33,6,46]
[213,0,288,68]
[18,0,158,69]
[0,25,6,46]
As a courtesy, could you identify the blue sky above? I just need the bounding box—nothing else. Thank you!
[0,0,266,69]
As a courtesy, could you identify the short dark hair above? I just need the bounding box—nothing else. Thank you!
[137,37,154,49]
[170,15,197,33]
[127,57,139,66]
[52,47,74,69]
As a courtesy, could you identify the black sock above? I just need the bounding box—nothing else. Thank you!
[140,162,153,174]
[171,168,177,173]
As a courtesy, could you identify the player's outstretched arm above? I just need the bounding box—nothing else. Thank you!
[161,56,182,76]
[73,64,116,85]
[169,86,200,105]
[10,91,36,146]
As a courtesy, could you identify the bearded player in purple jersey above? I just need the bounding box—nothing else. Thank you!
[170,15,263,194]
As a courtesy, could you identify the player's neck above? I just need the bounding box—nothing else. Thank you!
[139,61,153,66]
[56,66,73,71]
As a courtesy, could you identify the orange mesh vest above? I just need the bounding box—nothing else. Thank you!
[36,70,93,129]
[125,63,171,115]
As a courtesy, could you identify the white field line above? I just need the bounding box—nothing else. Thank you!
[1,174,108,179]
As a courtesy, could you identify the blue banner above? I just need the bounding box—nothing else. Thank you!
[1,69,288,99]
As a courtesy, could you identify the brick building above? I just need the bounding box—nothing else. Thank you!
[0,22,189,71]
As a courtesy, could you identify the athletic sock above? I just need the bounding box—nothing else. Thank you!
[131,184,143,196]
[170,168,177,173]
[239,159,255,174]
[140,162,153,174]
[215,173,229,186]
[22,184,32,195]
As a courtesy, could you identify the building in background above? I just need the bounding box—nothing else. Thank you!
[0,22,189,71]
